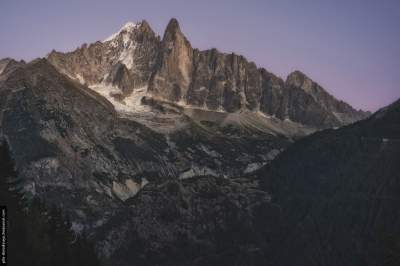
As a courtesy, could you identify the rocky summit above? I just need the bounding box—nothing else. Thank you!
[0,18,386,266]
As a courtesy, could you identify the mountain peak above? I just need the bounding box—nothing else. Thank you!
[163,18,186,42]
[0,57,25,76]
[161,17,191,47]
[139,19,151,32]
[166,18,180,32]
[286,70,309,88]
[286,70,331,97]
[122,21,137,30]
[285,69,369,125]
[103,21,140,42]
[288,70,306,77]
[148,17,193,102]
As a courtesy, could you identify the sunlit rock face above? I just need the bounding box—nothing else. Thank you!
[48,18,369,129]
[148,18,194,102]
[47,20,160,90]
[186,49,262,112]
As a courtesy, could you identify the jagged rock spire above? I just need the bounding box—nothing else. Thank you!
[148,18,193,102]
[164,18,180,34]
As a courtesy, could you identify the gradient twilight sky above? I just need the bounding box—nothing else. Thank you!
[0,0,399,111]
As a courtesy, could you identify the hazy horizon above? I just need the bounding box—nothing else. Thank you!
[1,0,399,111]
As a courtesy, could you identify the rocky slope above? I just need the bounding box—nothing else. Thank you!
[256,99,400,266]
[0,58,294,236]
[47,18,369,128]
[94,98,398,266]
[95,176,282,266]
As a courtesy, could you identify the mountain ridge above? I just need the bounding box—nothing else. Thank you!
[44,18,369,128]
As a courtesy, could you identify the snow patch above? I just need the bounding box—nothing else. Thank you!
[244,162,267,174]
[103,22,139,42]
[75,74,85,84]
[266,149,280,160]
[117,43,136,69]
[89,84,150,115]
[141,178,149,187]
[90,83,186,133]
[102,22,140,70]
[179,166,218,180]
[257,110,273,119]
[198,144,221,158]
[32,158,60,173]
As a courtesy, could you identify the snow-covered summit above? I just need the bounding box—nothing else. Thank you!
[103,22,140,42]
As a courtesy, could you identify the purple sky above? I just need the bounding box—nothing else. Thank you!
[1,0,399,111]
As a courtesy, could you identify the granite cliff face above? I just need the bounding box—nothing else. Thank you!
[148,18,194,102]
[47,18,369,128]
[186,49,262,112]
[148,19,369,127]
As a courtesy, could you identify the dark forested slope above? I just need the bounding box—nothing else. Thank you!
[257,99,400,266]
